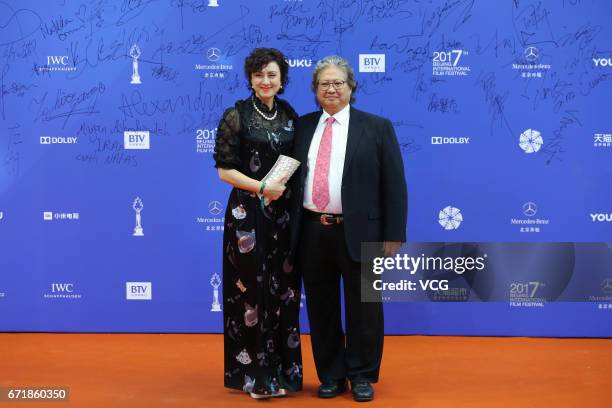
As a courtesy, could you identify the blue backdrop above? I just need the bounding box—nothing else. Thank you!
[0,0,611,336]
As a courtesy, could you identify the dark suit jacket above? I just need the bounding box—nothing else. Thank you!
[290,107,408,262]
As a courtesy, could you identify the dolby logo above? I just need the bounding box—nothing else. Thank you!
[593,58,612,67]
[286,59,312,68]
[432,136,470,145]
[40,136,77,144]
[590,213,612,222]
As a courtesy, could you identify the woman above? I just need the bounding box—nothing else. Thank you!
[213,48,302,398]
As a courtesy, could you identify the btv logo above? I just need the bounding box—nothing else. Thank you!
[593,58,612,67]
[126,282,152,300]
[47,56,69,65]
[52,283,74,293]
[359,54,385,72]
[124,131,150,150]
[590,213,612,222]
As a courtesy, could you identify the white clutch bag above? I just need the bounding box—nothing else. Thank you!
[259,155,301,206]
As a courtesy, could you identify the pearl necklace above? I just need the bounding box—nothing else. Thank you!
[252,97,278,121]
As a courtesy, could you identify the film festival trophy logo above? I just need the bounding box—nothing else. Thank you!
[133,197,144,236]
[210,273,222,312]
[130,44,142,84]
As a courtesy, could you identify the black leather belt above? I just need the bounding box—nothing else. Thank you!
[304,209,343,226]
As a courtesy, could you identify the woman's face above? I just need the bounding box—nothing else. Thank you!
[250,61,282,101]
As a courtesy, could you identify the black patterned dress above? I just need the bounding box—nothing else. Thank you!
[213,96,302,395]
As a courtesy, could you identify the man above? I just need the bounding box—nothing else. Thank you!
[290,55,408,402]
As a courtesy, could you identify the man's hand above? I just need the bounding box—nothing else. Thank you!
[383,241,402,257]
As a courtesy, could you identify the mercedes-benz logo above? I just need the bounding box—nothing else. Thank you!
[522,202,538,217]
[524,46,539,62]
[601,279,612,294]
[208,200,223,216]
[207,47,221,62]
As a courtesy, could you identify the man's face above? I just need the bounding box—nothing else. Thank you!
[315,66,352,115]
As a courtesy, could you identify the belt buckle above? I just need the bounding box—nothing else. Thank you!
[320,214,334,226]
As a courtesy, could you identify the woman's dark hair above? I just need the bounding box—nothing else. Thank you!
[244,48,289,94]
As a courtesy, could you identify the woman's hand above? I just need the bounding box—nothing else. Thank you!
[262,177,287,202]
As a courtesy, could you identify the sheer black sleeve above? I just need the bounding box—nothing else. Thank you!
[277,98,298,122]
[213,107,242,170]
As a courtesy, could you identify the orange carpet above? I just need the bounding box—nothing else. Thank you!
[0,334,610,407]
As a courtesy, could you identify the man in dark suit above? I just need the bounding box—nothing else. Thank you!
[290,55,407,402]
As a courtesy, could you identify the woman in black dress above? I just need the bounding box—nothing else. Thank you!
[213,48,302,398]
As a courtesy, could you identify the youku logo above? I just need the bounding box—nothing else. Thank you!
[593,58,612,67]
[590,213,612,222]
[286,59,312,68]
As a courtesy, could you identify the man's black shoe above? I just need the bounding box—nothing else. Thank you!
[351,381,374,402]
[317,380,347,398]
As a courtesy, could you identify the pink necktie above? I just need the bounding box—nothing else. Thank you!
[312,117,335,210]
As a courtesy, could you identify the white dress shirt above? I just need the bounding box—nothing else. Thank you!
[303,104,350,214]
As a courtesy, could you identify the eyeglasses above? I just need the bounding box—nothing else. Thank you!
[317,80,346,90]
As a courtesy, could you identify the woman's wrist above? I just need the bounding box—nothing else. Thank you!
[259,180,266,194]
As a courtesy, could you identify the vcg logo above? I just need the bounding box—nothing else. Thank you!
[47,56,69,65]
[124,131,150,150]
[359,54,385,72]
[52,283,74,293]
[593,58,612,67]
[286,59,312,68]
[590,213,612,222]
[126,282,152,300]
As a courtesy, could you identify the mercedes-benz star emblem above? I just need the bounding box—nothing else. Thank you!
[207,47,220,62]
[209,201,223,216]
[524,46,539,62]
[601,279,612,294]
[522,202,538,217]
